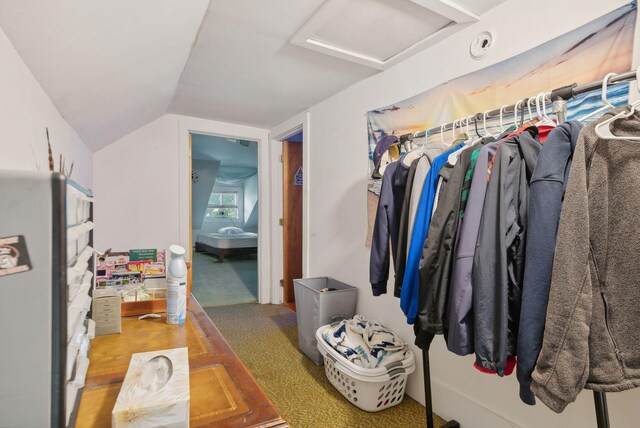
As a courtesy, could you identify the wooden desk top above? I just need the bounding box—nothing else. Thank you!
[76,297,287,428]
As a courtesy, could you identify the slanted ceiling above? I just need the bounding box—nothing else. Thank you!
[0,0,505,151]
[0,0,210,150]
[191,133,258,168]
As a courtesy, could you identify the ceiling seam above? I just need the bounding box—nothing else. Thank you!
[166,0,213,112]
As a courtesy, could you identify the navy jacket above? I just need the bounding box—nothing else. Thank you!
[370,161,411,295]
[517,121,583,404]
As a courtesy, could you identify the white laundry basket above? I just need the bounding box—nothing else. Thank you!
[316,324,415,412]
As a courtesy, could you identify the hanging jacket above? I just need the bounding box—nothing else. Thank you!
[393,157,419,297]
[532,108,640,413]
[473,133,541,375]
[406,157,431,256]
[446,143,499,356]
[414,143,480,350]
[517,121,583,405]
[400,143,464,323]
[370,161,411,296]
[406,143,449,255]
[397,146,448,297]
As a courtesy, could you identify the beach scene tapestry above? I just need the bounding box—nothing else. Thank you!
[365,2,636,246]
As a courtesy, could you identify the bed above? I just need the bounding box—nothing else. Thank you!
[195,229,258,262]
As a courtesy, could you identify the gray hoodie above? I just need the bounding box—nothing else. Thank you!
[532,108,640,412]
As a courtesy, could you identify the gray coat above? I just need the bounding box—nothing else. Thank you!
[532,109,640,412]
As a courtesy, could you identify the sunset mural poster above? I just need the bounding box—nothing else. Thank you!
[365,2,636,246]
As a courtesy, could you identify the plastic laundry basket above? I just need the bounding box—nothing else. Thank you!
[293,277,358,364]
[316,324,415,412]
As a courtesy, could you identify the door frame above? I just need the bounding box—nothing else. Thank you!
[178,116,272,304]
[270,111,311,304]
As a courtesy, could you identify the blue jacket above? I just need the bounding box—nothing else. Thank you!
[400,143,464,324]
[516,121,583,404]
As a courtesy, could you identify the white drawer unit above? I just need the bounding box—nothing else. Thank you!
[64,181,94,427]
[0,171,95,428]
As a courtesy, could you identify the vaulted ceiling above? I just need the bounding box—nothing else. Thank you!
[0,0,505,151]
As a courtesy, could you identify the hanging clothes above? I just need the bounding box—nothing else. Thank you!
[414,140,488,350]
[400,141,465,324]
[472,132,542,375]
[516,121,583,405]
[531,108,640,412]
[370,160,411,296]
[405,142,450,254]
[396,144,450,297]
[393,157,420,297]
[445,142,499,356]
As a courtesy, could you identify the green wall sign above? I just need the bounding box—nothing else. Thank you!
[129,248,157,262]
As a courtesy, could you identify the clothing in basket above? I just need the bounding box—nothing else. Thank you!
[321,314,408,369]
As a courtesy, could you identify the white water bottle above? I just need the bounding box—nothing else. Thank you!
[166,245,187,325]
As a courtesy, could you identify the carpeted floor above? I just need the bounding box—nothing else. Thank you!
[191,252,258,307]
[204,303,446,428]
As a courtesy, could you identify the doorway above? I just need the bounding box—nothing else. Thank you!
[189,133,260,308]
[282,133,303,311]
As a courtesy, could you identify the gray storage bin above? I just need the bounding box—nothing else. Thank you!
[293,277,358,364]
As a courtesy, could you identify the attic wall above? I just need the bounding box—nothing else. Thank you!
[0,24,92,187]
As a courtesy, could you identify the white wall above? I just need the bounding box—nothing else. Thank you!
[243,174,259,226]
[191,158,221,234]
[93,115,179,251]
[93,113,273,303]
[0,25,92,187]
[281,0,640,427]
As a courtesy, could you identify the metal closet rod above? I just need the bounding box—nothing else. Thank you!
[404,68,639,139]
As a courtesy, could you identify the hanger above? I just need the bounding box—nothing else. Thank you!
[578,72,617,123]
[534,93,544,121]
[513,101,521,128]
[517,99,527,127]
[401,134,421,165]
[450,119,456,143]
[483,111,496,137]
[499,105,509,133]
[527,97,536,123]
[472,114,482,138]
[536,92,557,127]
[595,67,640,140]
[419,128,430,156]
[452,119,468,144]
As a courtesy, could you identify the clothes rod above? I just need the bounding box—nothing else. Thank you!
[417,68,639,138]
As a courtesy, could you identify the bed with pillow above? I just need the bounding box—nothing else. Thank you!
[195,227,258,262]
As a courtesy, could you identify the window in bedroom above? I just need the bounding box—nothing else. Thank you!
[206,191,239,219]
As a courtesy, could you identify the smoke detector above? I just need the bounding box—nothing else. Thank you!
[470,31,494,59]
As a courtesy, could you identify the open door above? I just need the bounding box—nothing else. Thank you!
[282,140,303,309]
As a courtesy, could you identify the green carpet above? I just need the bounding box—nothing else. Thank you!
[191,252,257,307]
[204,303,446,428]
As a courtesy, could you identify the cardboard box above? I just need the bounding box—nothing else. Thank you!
[112,347,190,428]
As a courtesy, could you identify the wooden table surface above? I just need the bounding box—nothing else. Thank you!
[76,297,287,427]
